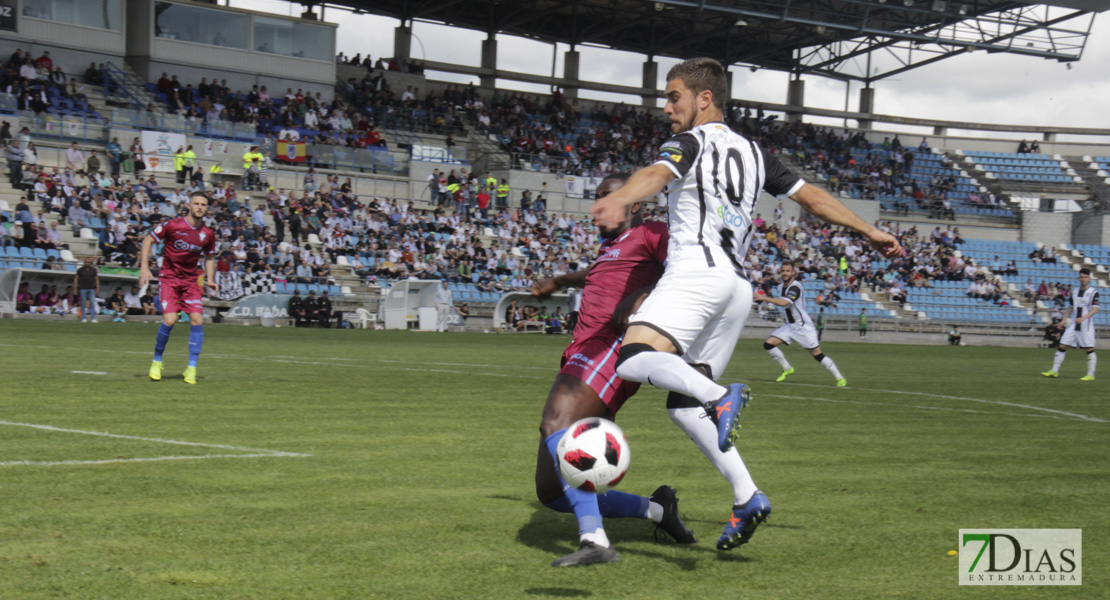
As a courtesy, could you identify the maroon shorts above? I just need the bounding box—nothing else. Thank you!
[559,333,640,414]
[160,277,203,314]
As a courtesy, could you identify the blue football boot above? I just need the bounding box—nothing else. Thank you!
[717,490,771,551]
[704,383,751,452]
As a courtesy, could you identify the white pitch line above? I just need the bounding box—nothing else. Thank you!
[773,382,1106,423]
[71,370,108,375]
[0,420,310,457]
[762,394,1068,420]
[0,453,304,467]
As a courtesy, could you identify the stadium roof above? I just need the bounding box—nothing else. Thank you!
[314,0,1103,82]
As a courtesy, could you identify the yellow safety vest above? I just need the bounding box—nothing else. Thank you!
[243,151,263,169]
[486,177,497,191]
[497,184,509,198]
[173,153,186,171]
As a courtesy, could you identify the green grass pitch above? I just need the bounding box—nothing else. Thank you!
[1,320,1105,599]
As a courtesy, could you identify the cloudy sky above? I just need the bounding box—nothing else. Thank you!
[232,0,1107,137]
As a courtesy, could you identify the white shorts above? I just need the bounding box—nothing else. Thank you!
[770,323,820,350]
[1060,325,1095,349]
[629,262,753,381]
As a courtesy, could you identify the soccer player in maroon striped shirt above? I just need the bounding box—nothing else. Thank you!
[139,192,217,384]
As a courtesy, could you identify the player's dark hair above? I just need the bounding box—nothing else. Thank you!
[189,190,211,203]
[1079,268,1091,276]
[666,57,728,110]
[781,260,796,269]
[601,172,631,185]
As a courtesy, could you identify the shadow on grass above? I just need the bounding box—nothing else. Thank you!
[516,504,752,571]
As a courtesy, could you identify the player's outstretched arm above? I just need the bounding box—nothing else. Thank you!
[204,255,217,296]
[591,164,674,229]
[754,295,791,307]
[138,235,156,288]
[532,269,588,298]
[789,183,903,258]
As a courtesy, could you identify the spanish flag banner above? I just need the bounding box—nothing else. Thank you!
[277,140,307,163]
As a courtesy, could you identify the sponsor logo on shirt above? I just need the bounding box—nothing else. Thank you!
[658,149,683,163]
[595,248,622,263]
[172,240,205,253]
[716,205,747,228]
[569,353,595,366]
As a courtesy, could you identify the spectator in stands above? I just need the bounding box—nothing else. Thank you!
[104,286,126,321]
[5,139,22,188]
[6,48,23,70]
[948,326,962,346]
[83,62,101,85]
[106,137,122,175]
[35,51,52,73]
[21,141,37,170]
[123,286,143,315]
[1017,140,1030,154]
[140,285,157,315]
[19,58,37,81]
[86,150,100,176]
[1023,278,1036,301]
[130,137,146,176]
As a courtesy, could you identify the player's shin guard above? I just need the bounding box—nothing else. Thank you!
[814,353,844,380]
[766,346,791,371]
[1052,349,1067,372]
[153,323,173,362]
[1088,351,1097,377]
[544,429,604,538]
[616,344,727,404]
[667,396,758,506]
[187,325,203,368]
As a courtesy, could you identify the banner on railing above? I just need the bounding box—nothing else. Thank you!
[277,141,306,163]
[141,130,187,173]
[564,176,604,199]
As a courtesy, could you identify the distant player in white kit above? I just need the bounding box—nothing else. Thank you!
[435,280,453,332]
[754,261,846,386]
[592,57,902,551]
[1042,268,1098,381]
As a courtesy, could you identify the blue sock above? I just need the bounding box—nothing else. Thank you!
[544,429,603,535]
[187,325,203,368]
[153,323,173,362]
[597,490,650,519]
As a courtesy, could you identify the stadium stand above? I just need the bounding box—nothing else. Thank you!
[961,150,1080,185]
[1,38,1107,337]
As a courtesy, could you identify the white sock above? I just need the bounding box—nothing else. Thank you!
[616,351,727,404]
[767,347,792,371]
[581,528,610,548]
[668,407,758,505]
[820,356,844,380]
[647,501,664,523]
[1088,352,1097,377]
[1052,350,1066,372]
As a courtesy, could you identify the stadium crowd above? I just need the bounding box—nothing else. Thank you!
[2,58,1085,325]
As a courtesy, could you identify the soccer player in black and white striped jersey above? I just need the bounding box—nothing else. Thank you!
[754,261,846,386]
[1043,268,1099,381]
[594,57,902,551]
